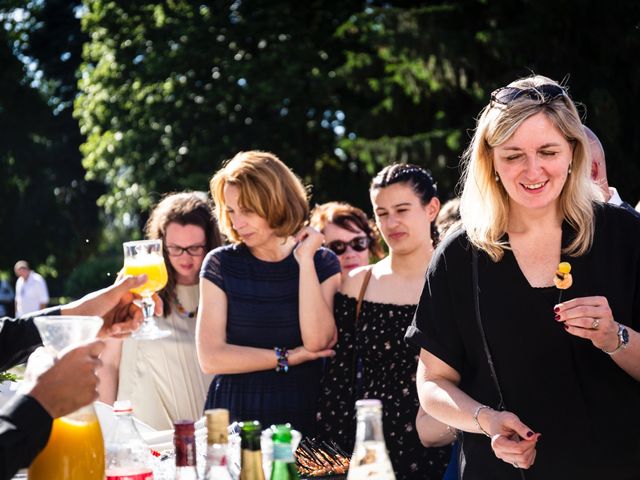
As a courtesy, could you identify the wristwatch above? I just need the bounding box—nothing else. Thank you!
[602,323,629,355]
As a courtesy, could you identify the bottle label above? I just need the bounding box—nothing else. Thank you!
[273,443,294,462]
[105,468,154,480]
[175,435,197,467]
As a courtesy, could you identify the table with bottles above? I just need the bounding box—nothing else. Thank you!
[22,398,394,480]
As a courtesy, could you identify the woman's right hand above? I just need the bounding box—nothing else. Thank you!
[479,408,541,469]
[288,345,335,366]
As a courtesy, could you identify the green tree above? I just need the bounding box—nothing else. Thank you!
[335,1,640,205]
[0,1,102,294]
[76,0,362,223]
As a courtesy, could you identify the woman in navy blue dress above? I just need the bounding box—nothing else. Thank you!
[197,151,341,436]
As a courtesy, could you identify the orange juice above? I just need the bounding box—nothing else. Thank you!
[29,414,104,480]
[122,255,168,295]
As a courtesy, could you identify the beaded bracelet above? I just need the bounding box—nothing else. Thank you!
[473,405,492,437]
[274,347,289,373]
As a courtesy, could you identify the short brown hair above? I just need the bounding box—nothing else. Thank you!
[309,202,384,260]
[210,151,309,243]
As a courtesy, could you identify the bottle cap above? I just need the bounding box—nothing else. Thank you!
[205,409,229,444]
[238,420,262,450]
[113,400,133,414]
[271,424,293,444]
[174,420,195,435]
[355,398,383,411]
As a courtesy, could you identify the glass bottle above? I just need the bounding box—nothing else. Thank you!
[269,425,300,480]
[204,409,233,480]
[174,420,198,480]
[347,399,395,480]
[239,421,266,480]
[104,400,154,480]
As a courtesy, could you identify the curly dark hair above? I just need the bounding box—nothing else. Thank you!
[145,191,222,315]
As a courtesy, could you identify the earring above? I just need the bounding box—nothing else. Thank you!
[495,172,500,182]
[568,163,572,175]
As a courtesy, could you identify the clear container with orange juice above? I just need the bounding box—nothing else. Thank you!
[122,239,171,340]
[28,316,106,480]
[29,406,104,480]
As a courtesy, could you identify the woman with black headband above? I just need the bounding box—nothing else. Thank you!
[407,74,640,479]
[317,163,451,480]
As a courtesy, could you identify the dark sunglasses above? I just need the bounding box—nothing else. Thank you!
[490,84,568,107]
[326,236,370,255]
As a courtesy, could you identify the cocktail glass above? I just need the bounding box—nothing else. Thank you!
[28,316,105,480]
[122,239,170,340]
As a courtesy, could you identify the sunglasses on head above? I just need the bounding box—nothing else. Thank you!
[326,236,370,255]
[490,84,568,107]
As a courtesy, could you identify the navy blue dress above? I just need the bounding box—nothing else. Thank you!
[200,243,340,437]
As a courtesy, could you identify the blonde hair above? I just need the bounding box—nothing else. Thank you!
[210,151,309,243]
[460,74,601,262]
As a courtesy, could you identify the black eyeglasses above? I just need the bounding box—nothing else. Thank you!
[326,236,370,255]
[165,245,207,257]
[490,84,568,107]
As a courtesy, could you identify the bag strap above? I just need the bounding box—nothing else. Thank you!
[472,248,505,411]
[471,249,526,480]
[355,267,373,327]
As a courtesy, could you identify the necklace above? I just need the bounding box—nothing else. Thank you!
[172,291,198,319]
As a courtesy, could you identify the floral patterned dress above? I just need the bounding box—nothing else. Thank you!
[316,292,450,480]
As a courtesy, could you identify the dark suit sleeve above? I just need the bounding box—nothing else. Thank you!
[0,307,60,371]
[0,395,52,480]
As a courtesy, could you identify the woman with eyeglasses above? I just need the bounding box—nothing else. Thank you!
[407,74,640,480]
[98,191,222,429]
[309,201,385,274]
[197,151,341,437]
[316,164,451,480]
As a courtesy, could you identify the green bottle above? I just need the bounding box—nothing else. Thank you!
[239,421,266,480]
[269,424,300,480]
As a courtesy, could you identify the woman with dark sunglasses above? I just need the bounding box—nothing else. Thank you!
[316,164,451,480]
[407,74,640,479]
[309,201,384,274]
[98,191,222,429]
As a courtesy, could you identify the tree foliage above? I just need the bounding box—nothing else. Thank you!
[0,0,101,291]
[2,0,640,294]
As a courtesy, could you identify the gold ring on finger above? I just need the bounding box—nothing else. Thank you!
[591,319,600,330]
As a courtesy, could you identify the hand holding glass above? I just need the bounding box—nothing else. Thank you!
[122,239,170,340]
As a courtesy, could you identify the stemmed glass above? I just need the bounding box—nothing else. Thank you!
[122,239,171,340]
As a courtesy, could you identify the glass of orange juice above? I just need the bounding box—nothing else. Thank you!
[123,239,170,340]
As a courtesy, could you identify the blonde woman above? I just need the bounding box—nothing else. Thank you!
[408,75,640,479]
[197,151,340,436]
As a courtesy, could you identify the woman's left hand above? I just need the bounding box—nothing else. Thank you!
[293,226,324,264]
[555,296,619,351]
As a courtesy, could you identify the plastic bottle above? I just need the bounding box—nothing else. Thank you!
[347,399,395,480]
[239,420,266,480]
[174,420,198,480]
[105,400,154,480]
[204,409,233,480]
[269,424,300,480]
